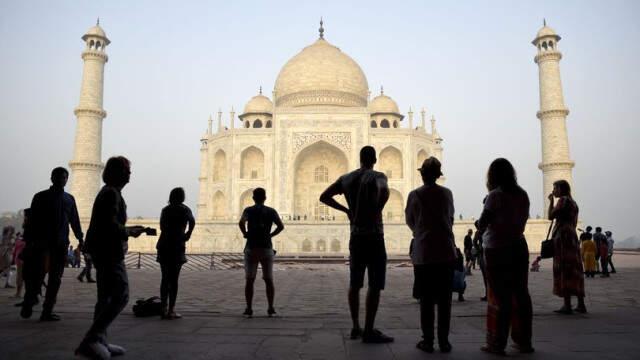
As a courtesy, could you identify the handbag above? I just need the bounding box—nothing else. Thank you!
[540,220,554,259]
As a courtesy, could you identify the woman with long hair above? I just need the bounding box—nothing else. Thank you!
[156,187,195,319]
[477,158,533,355]
[548,179,586,314]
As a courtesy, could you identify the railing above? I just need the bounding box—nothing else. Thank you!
[124,252,244,270]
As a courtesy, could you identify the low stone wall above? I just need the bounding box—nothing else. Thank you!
[126,218,552,255]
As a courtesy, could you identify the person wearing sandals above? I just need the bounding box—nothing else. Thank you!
[548,180,587,314]
[320,146,393,344]
[156,187,195,320]
[405,157,456,353]
[476,158,534,355]
[238,188,284,318]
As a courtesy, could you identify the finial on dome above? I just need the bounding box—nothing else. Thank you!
[97,17,100,26]
[543,18,546,26]
[259,86,262,95]
[319,17,324,39]
[380,86,384,95]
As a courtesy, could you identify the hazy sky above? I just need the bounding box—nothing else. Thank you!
[1,0,639,240]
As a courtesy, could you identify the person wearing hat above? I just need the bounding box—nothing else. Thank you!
[405,156,456,353]
[606,231,616,274]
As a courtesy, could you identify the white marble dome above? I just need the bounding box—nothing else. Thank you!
[369,93,400,114]
[242,93,273,115]
[274,38,369,108]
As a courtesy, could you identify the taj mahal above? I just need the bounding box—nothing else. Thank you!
[68,20,574,255]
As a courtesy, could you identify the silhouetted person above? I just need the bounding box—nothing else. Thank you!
[477,158,533,355]
[606,231,616,273]
[77,252,95,283]
[473,223,488,301]
[320,145,393,344]
[405,157,455,353]
[549,180,586,313]
[593,227,609,277]
[20,167,83,321]
[238,188,284,318]
[75,156,146,359]
[156,187,195,319]
[464,229,473,274]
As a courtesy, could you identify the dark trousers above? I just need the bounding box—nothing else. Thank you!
[23,248,65,314]
[78,255,94,280]
[484,241,533,351]
[600,255,609,275]
[160,262,183,309]
[84,260,129,344]
[478,252,487,296]
[608,255,616,273]
[414,263,454,344]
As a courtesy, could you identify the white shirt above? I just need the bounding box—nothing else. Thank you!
[405,183,456,264]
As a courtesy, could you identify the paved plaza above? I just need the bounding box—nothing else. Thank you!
[1,253,639,359]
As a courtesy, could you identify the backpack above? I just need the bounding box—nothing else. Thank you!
[132,296,163,317]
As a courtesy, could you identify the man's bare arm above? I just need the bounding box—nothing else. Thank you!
[238,213,248,238]
[271,215,285,238]
[319,182,350,218]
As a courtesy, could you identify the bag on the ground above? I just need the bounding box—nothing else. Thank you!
[132,296,163,317]
[540,220,554,259]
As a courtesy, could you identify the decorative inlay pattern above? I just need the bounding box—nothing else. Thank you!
[292,132,351,153]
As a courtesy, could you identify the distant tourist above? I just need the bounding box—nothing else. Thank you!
[453,247,466,302]
[73,245,82,268]
[405,157,455,353]
[594,227,609,277]
[20,167,83,321]
[548,180,587,314]
[77,251,95,283]
[156,187,195,319]
[238,187,284,318]
[473,224,488,301]
[580,233,597,278]
[606,231,616,274]
[75,156,147,359]
[320,145,393,344]
[67,245,75,267]
[11,231,26,298]
[0,226,15,287]
[477,158,533,355]
[464,229,474,274]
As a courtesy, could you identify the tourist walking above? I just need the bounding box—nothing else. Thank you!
[464,229,473,274]
[594,227,609,277]
[405,157,456,353]
[11,231,26,298]
[477,158,533,355]
[606,231,616,273]
[580,234,597,278]
[549,179,587,314]
[1,226,15,287]
[473,226,488,301]
[75,156,147,359]
[238,187,284,318]
[77,252,95,283]
[20,167,83,321]
[156,187,195,320]
[320,146,393,343]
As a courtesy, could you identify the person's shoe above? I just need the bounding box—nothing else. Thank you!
[40,312,61,321]
[458,294,465,302]
[362,329,394,344]
[439,341,452,353]
[350,327,363,340]
[167,311,182,320]
[574,305,588,314]
[77,274,84,282]
[416,340,434,353]
[480,345,506,356]
[243,308,253,318]
[20,304,33,319]
[87,278,96,283]
[75,341,111,360]
[511,343,535,353]
[106,343,126,356]
[267,307,277,317]
[554,306,573,315]
[480,296,487,302]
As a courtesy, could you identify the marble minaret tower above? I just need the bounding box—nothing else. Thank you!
[69,21,110,219]
[533,22,575,212]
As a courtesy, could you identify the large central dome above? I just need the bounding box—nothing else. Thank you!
[274,38,369,107]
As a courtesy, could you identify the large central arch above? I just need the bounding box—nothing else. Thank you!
[293,141,348,220]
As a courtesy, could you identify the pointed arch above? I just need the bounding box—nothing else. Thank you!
[330,239,341,253]
[212,191,226,219]
[417,148,428,169]
[240,146,264,179]
[212,149,227,182]
[239,188,254,213]
[302,239,312,252]
[379,146,403,179]
[385,189,404,221]
[380,119,390,128]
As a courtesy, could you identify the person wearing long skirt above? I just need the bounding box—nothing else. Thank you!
[477,158,534,355]
[548,180,586,314]
[156,187,195,319]
[580,237,597,278]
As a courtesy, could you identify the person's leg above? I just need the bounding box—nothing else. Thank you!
[348,247,365,335]
[168,263,182,312]
[608,255,616,273]
[261,252,275,313]
[244,251,258,315]
[15,263,23,297]
[159,262,169,314]
[363,287,380,333]
[600,255,609,276]
[361,240,393,343]
[244,278,255,312]
[419,295,435,347]
[21,251,44,317]
[483,248,510,353]
[42,249,66,319]
[510,248,534,352]
[437,265,454,351]
[348,286,361,331]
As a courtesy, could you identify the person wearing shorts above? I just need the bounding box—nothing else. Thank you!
[320,145,393,344]
[238,188,284,318]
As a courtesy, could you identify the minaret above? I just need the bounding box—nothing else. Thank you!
[533,21,575,211]
[69,20,110,220]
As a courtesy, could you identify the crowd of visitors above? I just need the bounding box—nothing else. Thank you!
[4,146,620,359]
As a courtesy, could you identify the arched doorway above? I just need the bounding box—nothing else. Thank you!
[293,141,348,220]
[379,146,403,179]
[385,189,404,221]
[212,191,226,219]
[212,150,226,182]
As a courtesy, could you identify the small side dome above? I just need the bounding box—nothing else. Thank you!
[82,24,110,45]
[240,89,273,118]
[369,93,400,115]
[532,24,561,44]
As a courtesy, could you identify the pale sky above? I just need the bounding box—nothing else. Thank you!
[1,0,639,240]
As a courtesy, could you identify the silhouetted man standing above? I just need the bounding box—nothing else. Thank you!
[320,146,393,343]
[21,167,83,321]
[238,188,284,318]
[76,156,146,359]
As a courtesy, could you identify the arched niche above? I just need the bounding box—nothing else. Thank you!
[212,191,226,219]
[212,150,227,182]
[417,149,428,169]
[385,189,404,221]
[379,146,403,179]
[240,146,264,179]
[239,188,254,213]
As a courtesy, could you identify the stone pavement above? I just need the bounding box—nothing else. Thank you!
[1,254,639,359]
